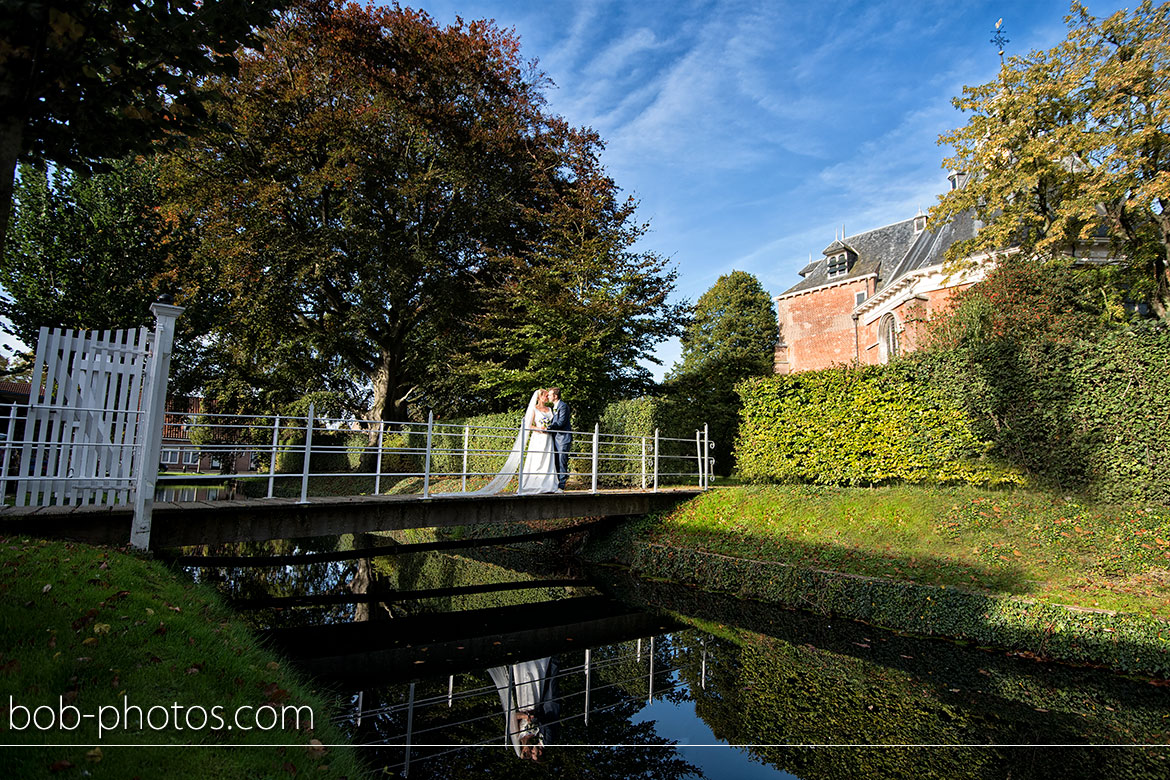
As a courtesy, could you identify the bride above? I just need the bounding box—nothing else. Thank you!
[519,389,559,494]
[459,388,559,495]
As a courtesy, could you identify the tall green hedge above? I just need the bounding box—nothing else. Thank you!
[735,327,1170,503]
[920,327,1170,504]
[735,365,1024,487]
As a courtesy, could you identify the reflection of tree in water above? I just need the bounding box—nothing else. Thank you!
[179,535,390,628]
[342,642,703,780]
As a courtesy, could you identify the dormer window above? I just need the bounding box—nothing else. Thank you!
[826,252,849,277]
[914,212,927,233]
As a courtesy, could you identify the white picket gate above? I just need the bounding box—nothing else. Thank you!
[16,326,151,507]
[13,302,184,548]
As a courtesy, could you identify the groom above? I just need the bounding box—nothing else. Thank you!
[547,388,572,491]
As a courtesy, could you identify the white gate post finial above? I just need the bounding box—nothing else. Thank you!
[130,299,186,550]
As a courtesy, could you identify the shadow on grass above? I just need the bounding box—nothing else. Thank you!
[646,525,1036,596]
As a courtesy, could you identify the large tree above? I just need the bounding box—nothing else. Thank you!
[1,156,190,345]
[933,1,1170,316]
[167,1,625,422]
[453,139,687,424]
[664,270,776,475]
[0,0,286,260]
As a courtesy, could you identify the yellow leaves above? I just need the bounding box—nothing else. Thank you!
[93,623,111,635]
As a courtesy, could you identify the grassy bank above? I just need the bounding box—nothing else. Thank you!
[0,537,365,779]
[589,485,1170,675]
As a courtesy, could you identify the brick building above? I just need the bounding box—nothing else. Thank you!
[774,178,989,373]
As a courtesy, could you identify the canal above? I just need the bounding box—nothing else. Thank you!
[172,528,1169,779]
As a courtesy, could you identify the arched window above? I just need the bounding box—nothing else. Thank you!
[879,314,899,362]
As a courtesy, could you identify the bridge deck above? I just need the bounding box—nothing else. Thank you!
[0,488,700,548]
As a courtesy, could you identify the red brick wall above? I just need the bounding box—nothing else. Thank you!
[778,280,976,373]
[775,279,870,372]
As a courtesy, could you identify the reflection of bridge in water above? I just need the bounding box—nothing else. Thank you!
[262,594,681,688]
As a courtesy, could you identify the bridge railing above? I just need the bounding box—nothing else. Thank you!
[0,402,712,505]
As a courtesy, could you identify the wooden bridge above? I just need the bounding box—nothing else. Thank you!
[0,487,700,549]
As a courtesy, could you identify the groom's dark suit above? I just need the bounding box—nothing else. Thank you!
[548,399,572,490]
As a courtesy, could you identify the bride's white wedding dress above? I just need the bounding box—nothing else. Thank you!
[520,409,558,494]
[450,390,559,496]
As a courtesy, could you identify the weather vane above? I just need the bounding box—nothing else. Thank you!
[990,18,1009,63]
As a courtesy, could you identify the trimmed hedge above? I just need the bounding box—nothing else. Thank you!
[735,364,1025,487]
[736,327,1170,503]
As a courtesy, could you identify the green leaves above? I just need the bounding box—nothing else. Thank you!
[933,1,1170,316]
[735,368,1024,488]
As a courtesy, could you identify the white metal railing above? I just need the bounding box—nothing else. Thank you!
[0,403,713,507]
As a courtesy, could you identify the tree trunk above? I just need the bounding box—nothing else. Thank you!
[369,349,409,425]
[0,112,26,262]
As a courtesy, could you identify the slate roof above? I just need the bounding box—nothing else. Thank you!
[779,209,978,298]
[780,217,919,296]
[875,209,978,293]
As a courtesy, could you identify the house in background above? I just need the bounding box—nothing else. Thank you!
[774,174,988,373]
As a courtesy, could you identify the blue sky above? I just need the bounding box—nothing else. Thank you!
[412,0,1132,378]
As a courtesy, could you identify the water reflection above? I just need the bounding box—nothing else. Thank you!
[175,536,1170,779]
[488,657,559,761]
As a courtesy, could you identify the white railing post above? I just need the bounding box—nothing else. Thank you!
[374,421,385,496]
[298,403,314,504]
[404,681,415,776]
[648,635,655,703]
[461,425,469,493]
[652,428,660,492]
[584,647,592,725]
[641,436,647,490]
[130,300,185,550]
[422,410,434,499]
[517,418,527,495]
[704,422,711,488]
[266,415,280,499]
[696,430,703,489]
[0,405,16,504]
[591,423,600,494]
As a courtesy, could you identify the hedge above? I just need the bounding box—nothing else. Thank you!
[617,540,1170,678]
[735,327,1170,503]
[735,364,1025,487]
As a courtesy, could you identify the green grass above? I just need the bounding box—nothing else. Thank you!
[0,537,366,779]
[647,484,1170,619]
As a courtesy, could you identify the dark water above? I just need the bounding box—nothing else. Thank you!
[175,532,1170,779]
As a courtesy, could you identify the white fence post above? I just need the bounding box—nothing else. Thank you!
[591,423,600,494]
[422,410,434,499]
[652,428,660,493]
[461,425,469,493]
[696,430,703,489]
[641,436,647,490]
[266,415,280,499]
[298,403,315,504]
[517,417,527,495]
[584,647,592,725]
[130,301,185,550]
[0,405,15,504]
[704,422,711,488]
[374,421,385,496]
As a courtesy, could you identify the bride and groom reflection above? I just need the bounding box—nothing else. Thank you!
[488,657,560,762]
[461,387,572,496]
